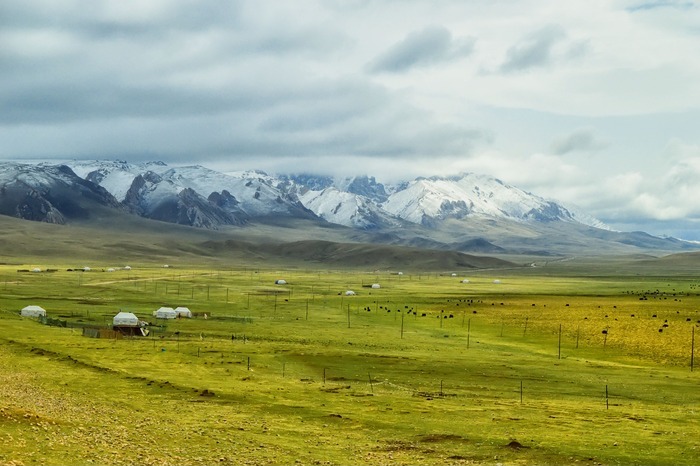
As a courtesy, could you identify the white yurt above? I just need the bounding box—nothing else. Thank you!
[21,305,46,317]
[493,279,502,284]
[371,283,381,289]
[31,268,42,273]
[174,306,193,318]
[461,279,470,284]
[124,265,132,270]
[345,290,356,296]
[107,268,115,272]
[83,266,91,272]
[275,279,287,285]
[155,307,177,319]
[113,312,139,327]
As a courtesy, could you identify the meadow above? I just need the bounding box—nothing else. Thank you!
[0,262,699,465]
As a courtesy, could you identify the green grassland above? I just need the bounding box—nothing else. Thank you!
[1,263,699,465]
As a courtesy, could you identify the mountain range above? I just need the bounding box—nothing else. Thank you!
[0,160,694,257]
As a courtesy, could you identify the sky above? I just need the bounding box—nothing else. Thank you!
[1,0,700,238]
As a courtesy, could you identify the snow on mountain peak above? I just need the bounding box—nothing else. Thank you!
[55,161,606,230]
[381,172,604,228]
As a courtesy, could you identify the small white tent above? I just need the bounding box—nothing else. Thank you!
[155,307,177,319]
[113,312,139,327]
[107,268,115,272]
[83,266,91,272]
[124,265,132,270]
[493,279,502,284]
[275,279,287,285]
[174,306,192,318]
[345,290,356,296]
[31,268,42,273]
[371,283,381,289]
[21,305,46,317]
[461,279,470,284]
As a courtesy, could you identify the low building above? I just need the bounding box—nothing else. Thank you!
[21,305,46,318]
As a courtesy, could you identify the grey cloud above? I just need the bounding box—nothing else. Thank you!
[0,8,349,126]
[0,0,242,32]
[551,129,608,155]
[0,70,489,163]
[367,26,475,73]
[499,25,567,73]
[565,40,590,60]
[0,2,486,164]
[627,1,694,12]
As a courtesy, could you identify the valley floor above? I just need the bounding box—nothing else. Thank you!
[1,265,699,465]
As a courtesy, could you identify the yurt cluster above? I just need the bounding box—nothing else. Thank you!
[20,303,194,337]
[18,271,389,338]
[153,307,193,319]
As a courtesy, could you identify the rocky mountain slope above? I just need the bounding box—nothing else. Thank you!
[0,163,123,224]
[63,160,607,232]
[0,160,694,256]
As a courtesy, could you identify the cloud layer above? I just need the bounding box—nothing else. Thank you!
[367,26,475,73]
[1,0,700,238]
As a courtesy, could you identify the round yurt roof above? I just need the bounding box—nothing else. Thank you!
[174,306,192,316]
[113,311,139,326]
[22,305,46,312]
[371,283,381,289]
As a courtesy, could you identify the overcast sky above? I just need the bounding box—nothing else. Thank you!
[2,0,700,238]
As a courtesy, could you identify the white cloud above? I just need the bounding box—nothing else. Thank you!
[0,0,700,237]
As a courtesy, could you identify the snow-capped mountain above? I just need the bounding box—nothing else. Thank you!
[66,160,170,202]
[2,159,610,236]
[279,172,606,230]
[273,174,397,229]
[122,171,245,229]
[0,162,122,224]
[3,160,698,256]
[63,161,318,228]
[162,166,313,218]
[297,187,401,230]
[381,174,585,226]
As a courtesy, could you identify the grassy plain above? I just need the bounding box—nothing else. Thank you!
[1,262,699,465]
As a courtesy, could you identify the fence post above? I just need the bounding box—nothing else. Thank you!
[691,327,695,372]
[558,324,562,359]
